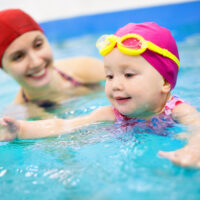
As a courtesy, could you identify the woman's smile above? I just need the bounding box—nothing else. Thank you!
[27,67,47,80]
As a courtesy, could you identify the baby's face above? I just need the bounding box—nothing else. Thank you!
[104,48,166,118]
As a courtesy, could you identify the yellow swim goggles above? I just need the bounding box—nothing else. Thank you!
[96,33,180,67]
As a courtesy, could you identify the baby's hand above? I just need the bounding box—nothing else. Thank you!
[159,144,200,168]
[0,117,20,141]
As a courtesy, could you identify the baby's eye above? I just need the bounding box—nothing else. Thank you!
[106,74,113,80]
[124,73,134,78]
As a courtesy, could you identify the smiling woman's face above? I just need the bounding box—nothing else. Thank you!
[2,30,54,90]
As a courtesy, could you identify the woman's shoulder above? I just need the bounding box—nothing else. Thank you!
[54,57,104,83]
[54,58,76,76]
[13,89,26,104]
[54,57,97,70]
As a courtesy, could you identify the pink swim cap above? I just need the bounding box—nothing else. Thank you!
[114,22,179,89]
[0,9,43,68]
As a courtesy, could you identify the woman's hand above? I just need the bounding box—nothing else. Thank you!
[159,143,200,168]
[0,117,20,141]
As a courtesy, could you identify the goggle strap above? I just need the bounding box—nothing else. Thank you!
[147,42,180,67]
[97,34,180,67]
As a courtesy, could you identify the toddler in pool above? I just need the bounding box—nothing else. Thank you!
[1,22,200,168]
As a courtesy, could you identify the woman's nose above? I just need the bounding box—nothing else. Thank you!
[28,51,42,68]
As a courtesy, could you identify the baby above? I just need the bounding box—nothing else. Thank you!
[1,22,200,168]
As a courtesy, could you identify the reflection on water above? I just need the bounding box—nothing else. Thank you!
[0,119,199,200]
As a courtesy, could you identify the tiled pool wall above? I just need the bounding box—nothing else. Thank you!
[39,1,200,44]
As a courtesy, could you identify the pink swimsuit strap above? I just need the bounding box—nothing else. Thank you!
[113,95,184,121]
[163,95,184,116]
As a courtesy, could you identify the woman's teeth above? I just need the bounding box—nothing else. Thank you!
[31,69,45,77]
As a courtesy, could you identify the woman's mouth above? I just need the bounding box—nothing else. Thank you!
[28,68,47,80]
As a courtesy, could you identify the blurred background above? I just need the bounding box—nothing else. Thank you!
[1,0,192,22]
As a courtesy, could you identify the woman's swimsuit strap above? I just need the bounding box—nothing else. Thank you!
[53,67,82,87]
[22,67,82,103]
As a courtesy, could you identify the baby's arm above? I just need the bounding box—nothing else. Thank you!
[159,103,200,168]
[0,106,115,141]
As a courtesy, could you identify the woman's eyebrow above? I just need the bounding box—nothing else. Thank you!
[32,35,43,43]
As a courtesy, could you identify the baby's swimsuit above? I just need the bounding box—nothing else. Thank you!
[22,67,82,107]
[113,95,184,135]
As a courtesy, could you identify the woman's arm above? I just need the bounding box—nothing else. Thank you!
[7,95,54,120]
[0,106,114,141]
[55,57,105,83]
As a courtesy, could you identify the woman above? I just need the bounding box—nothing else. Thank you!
[0,9,105,118]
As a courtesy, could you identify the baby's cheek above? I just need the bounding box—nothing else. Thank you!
[105,82,109,92]
[105,88,110,98]
[105,87,112,101]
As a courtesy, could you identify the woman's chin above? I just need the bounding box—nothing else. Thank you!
[24,70,52,89]
[31,79,51,89]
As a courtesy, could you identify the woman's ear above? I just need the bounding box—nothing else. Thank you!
[162,79,171,93]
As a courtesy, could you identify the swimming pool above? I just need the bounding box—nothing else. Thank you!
[1,1,200,200]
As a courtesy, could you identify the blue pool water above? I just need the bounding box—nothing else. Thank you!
[1,2,200,200]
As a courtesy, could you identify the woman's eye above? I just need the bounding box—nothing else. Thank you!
[12,52,24,62]
[34,39,43,49]
[106,75,113,80]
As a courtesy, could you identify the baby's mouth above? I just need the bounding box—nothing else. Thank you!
[115,96,131,100]
[115,96,131,103]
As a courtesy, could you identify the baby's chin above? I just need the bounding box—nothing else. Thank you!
[115,106,134,116]
[120,110,135,117]
[123,110,149,119]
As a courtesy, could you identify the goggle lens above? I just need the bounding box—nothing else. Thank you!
[121,38,143,49]
[96,35,112,51]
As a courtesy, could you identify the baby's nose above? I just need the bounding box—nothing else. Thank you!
[112,77,123,91]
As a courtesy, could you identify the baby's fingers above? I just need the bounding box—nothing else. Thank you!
[159,150,200,168]
[0,118,8,127]
[159,151,187,166]
[0,117,19,141]
[3,117,19,133]
[159,151,177,162]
